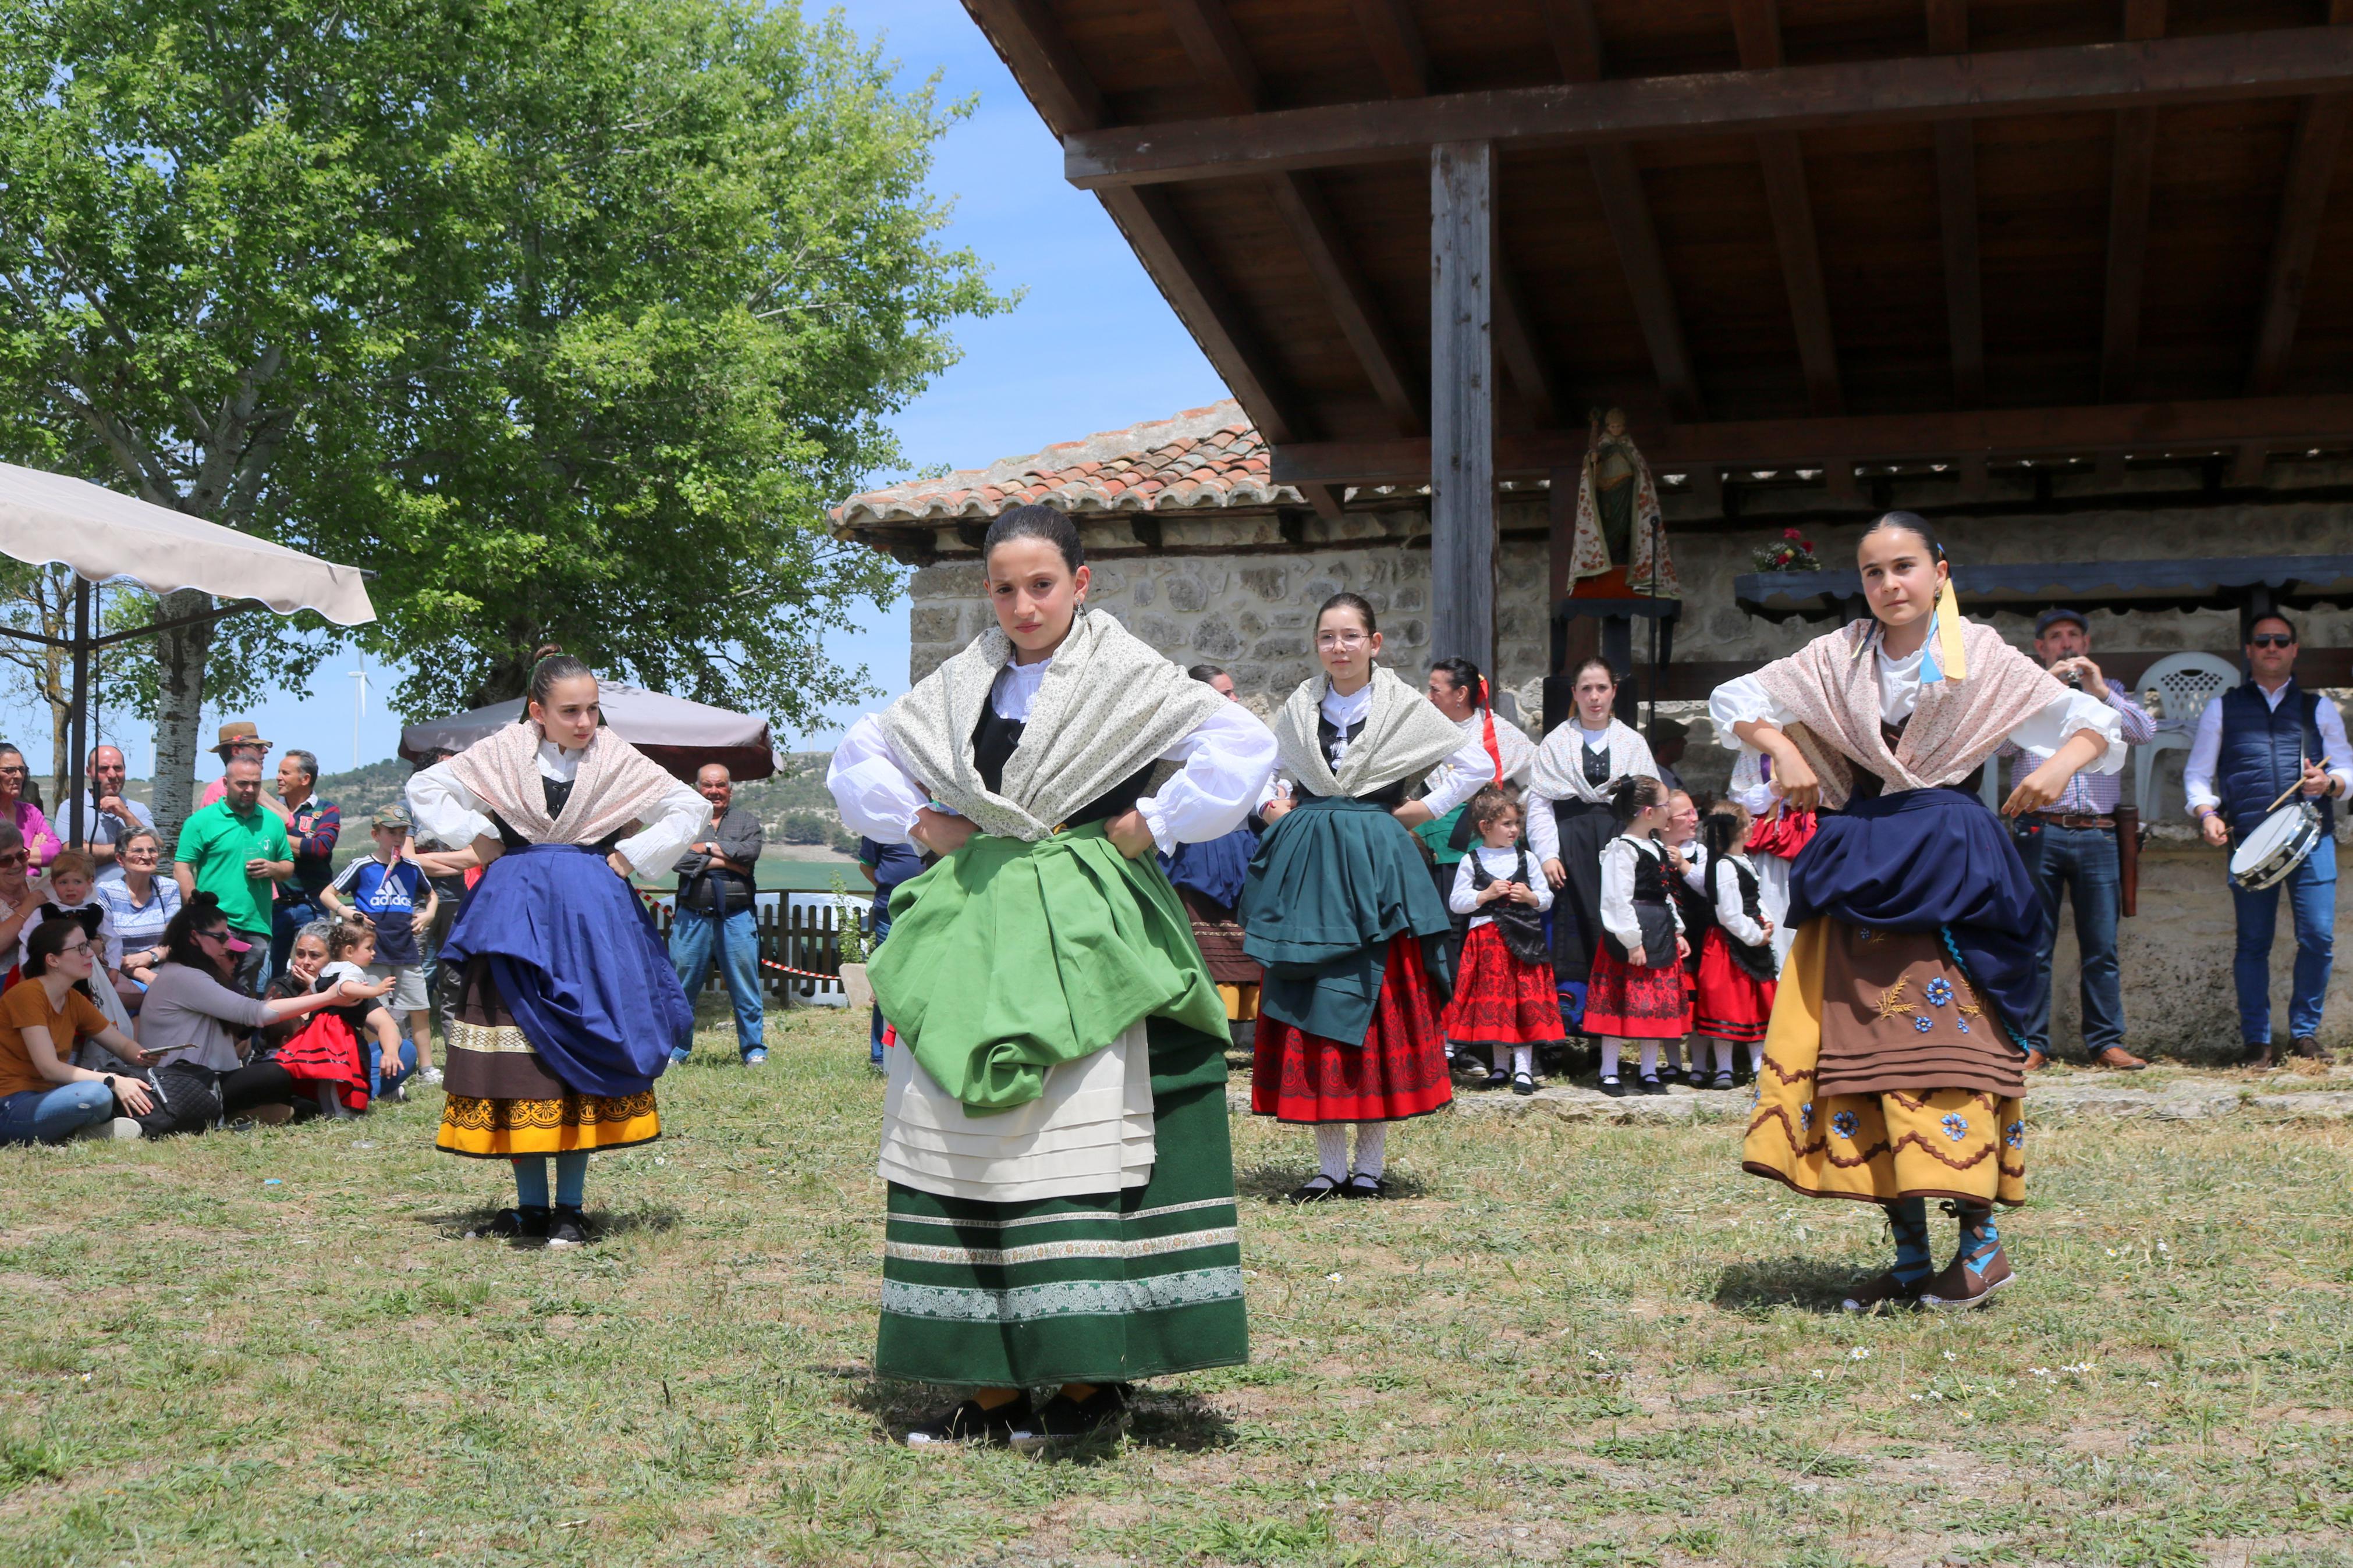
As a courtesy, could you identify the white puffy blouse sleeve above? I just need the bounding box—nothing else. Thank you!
[1419,732,1496,820]
[2006,688,2127,774]
[827,714,937,845]
[1140,703,1280,854]
[1713,858,1769,947]
[407,762,496,849]
[1525,790,1560,863]
[615,778,711,878]
[1598,839,1642,951]
[1707,673,1801,747]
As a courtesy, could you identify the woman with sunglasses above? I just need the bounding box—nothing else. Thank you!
[0,745,60,874]
[134,894,367,1129]
[0,918,161,1143]
[92,826,180,1014]
[0,824,40,983]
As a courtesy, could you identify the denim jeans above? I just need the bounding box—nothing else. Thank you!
[867,910,893,1065]
[2231,834,2337,1045]
[0,1080,116,1144]
[367,1037,420,1100]
[669,906,765,1054]
[269,898,325,980]
[2013,822,2125,1055]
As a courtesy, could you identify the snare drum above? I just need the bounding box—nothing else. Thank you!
[2228,801,2324,892]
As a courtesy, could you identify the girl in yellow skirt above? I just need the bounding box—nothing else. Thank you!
[407,648,709,1247]
[1709,514,2122,1310]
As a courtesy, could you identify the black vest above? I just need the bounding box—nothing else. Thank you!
[1467,847,1550,965]
[1713,858,1779,983]
[491,776,627,852]
[973,705,1158,827]
[1844,717,1985,804]
[2217,680,2336,838]
[1308,711,1410,809]
[1601,838,1680,963]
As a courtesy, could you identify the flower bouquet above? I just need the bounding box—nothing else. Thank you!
[1753,527,1823,573]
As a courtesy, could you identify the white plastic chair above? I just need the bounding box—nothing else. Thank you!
[2134,652,2241,819]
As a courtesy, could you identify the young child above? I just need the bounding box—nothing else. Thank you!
[318,919,414,1101]
[1693,801,1779,1088]
[1659,788,1710,1086]
[323,809,437,1076]
[1440,785,1560,1094]
[20,849,118,974]
[1584,776,1692,1097]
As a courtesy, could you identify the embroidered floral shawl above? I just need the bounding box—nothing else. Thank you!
[1273,667,1465,799]
[441,720,681,847]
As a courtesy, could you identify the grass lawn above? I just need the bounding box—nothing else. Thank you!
[5,1005,2352,1567]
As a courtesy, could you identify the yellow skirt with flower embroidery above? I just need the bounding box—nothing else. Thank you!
[1742,919,2025,1207]
[434,959,662,1158]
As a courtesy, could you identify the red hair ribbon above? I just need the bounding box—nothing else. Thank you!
[1478,676,1502,782]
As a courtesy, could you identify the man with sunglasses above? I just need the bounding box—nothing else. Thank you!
[2183,614,2352,1068]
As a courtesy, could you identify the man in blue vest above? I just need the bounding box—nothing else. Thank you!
[2183,614,2352,1068]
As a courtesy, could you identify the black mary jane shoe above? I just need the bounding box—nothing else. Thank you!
[1339,1174,1389,1200]
[473,1206,550,1242]
[1710,1069,1736,1091]
[1287,1174,1344,1204]
[903,1392,1038,1448]
[1597,1075,1629,1098]
[1511,1072,1538,1096]
[1481,1069,1510,1091]
[1014,1384,1131,1453]
[545,1206,596,1249]
[1637,1075,1667,1097]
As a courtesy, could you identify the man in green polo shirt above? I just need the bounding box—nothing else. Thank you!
[173,756,292,993]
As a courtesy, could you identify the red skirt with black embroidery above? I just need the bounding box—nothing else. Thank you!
[1440,924,1566,1046]
[1694,929,1776,1043]
[1252,934,1453,1124]
[1582,947,1694,1039]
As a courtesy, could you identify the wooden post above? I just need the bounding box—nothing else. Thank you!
[1430,140,1495,675]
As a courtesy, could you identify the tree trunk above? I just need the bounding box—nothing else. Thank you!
[152,586,214,847]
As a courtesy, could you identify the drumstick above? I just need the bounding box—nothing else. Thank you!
[2261,747,2313,814]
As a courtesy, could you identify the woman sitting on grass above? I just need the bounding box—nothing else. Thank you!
[0,918,159,1144]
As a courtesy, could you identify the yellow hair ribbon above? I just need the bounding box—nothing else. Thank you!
[1935,574,1967,681]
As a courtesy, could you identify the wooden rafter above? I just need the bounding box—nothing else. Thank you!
[2100,1,2168,403]
[1064,29,2353,187]
[1266,392,2353,481]
[1159,0,1425,436]
[964,0,1345,520]
[1732,0,1841,417]
[1924,0,1982,406]
[1345,0,1429,98]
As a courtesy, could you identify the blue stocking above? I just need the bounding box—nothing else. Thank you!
[512,1157,551,1211]
[1954,1202,1999,1269]
[553,1151,590,1209]
[1889,1197,1933,1288]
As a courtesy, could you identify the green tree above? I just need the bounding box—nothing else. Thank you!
[0,0,1006,836]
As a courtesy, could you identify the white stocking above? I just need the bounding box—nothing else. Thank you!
[1511,1044,1534,1077]
[1600,1039,1623,1079]
[1352,1121,1388,1179]
[1315,1123,1349,1182]
[1639,1041,1660,1079]
[1713,1037,1735,1074]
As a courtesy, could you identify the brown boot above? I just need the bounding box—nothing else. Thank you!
[1918,1246,2014,1309]
[2021,1048,2050,1072]
[2242,1041,2277,1071]
[2291,1036,2330,1062]
[2091,1046,2147,1071]
[1839,1271,1921,1315]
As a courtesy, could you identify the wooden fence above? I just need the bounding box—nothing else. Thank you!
[643,891,868,1003]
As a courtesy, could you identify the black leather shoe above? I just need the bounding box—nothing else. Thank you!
[1287,1174,1343,1204]
[1637,1075,1667,1096]
[903,1393,1037,1448]
[475,1206,549,1240]
[1013,1385,1130,1452]
[546,1206,595,1248]
[1511,1072,1538,1096]
[1339,1174,1388,1199]
[1597,1075,1628,1098]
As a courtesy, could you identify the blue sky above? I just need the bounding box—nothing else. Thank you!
[26,0,1226,783]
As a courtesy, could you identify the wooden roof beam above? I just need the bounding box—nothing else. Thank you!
[2100,1,2167,404]
[1346,0,1430,99]
[1064,27,2353,187]
[966,0,1344,520]
[1265,392,2353,479]
[1924,0,1982,406]
[1733,0,1842,418]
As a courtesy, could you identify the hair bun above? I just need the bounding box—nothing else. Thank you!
[191,891,221,911]
[533,643,565,662]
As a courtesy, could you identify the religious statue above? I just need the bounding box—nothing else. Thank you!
[1565,407,1680,599]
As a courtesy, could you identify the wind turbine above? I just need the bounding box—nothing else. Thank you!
[347,657,373,769]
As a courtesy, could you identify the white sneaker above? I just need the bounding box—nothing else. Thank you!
[419,1066,444,1086]
[76,1117,144,1142]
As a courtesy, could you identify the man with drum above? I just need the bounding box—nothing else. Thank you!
[2184,613,2352,1069]
[2006,609,2157,1071]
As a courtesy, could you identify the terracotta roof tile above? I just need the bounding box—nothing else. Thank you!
[831,400,1315,535]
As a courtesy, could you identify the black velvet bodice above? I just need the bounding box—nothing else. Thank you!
[971,705,1157,829]
[1309,712,1411,809]
[1582,739,1611,786]
[1844,717,1983,805]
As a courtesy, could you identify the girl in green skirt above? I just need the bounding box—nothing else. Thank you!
[827,504,1278,1448]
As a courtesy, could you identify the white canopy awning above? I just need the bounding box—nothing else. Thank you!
[0,460,374,624]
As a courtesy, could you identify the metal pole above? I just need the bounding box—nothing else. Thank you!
[68,576,90,848]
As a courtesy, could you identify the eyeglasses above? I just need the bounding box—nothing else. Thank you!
[2249,633,2295,649]
[1315,632,1370,650]
[58,938,90,956]
[0,852,26,868]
